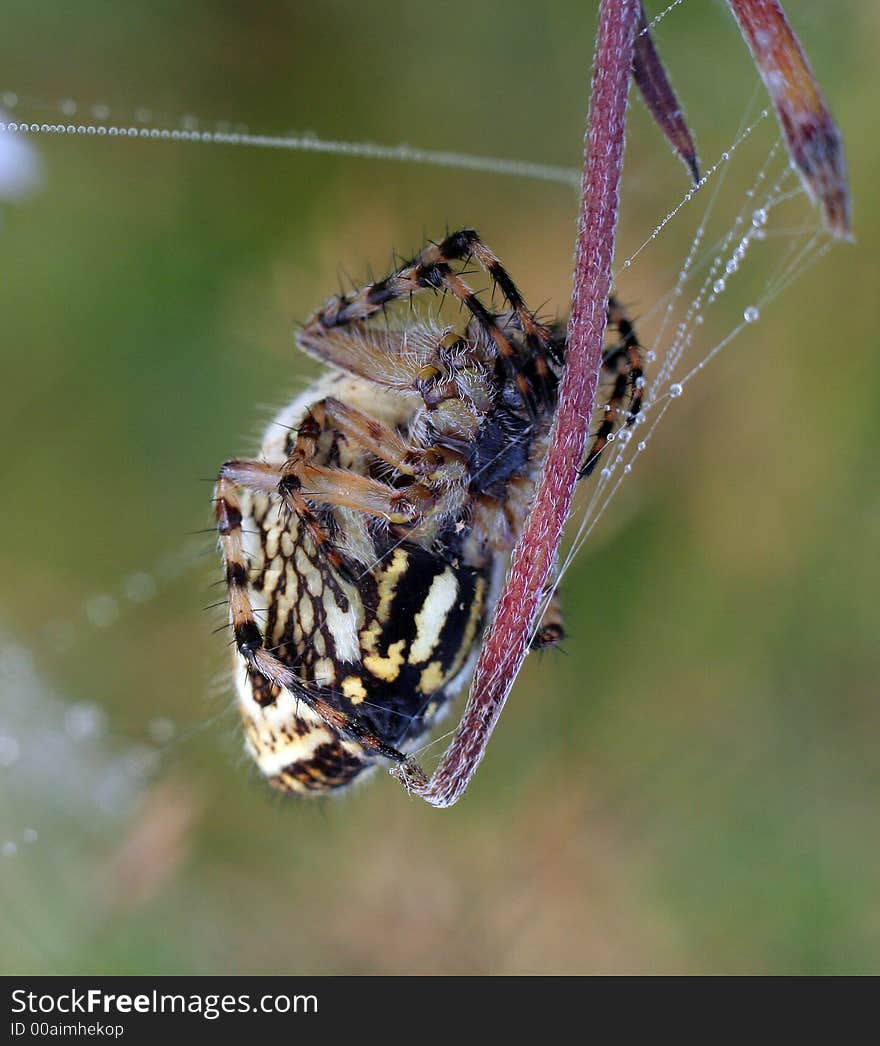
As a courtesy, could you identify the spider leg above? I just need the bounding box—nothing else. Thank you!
[608,296,644,421]
[322,396,467,486]
[530,585,565,650]
[214,470,406,764]
[220,408,356,580]
[285,402,442,524]
[220,457,436,532]
[298,231,553,413]
[425,229,558,386]
[224,392,465,581]
[578,296,645,478]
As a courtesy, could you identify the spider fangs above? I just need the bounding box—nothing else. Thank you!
[215,230,643,795]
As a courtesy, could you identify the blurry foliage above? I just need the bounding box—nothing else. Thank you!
[0,1,877,974]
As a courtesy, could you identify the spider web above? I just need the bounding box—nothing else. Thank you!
[534,105,837,648]
[0,35,840,869]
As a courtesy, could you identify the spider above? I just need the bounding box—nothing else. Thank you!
[215,229,643,795]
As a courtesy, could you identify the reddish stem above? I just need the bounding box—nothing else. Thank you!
[395,0,640,807]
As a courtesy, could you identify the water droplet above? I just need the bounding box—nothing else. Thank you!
[91,103,109,120]
[2,841,17,858]
[622,259,631,268]
[721,151,729,161]
[645,350,656,363]
[606,432,615,443]
[2,92,18,108]
[600,467,612,480]
[694,314,704,326]
[713,279,726,294]
[743,306,760,324]
[669,383,683,398]
[637,441,647,452]
[85,594,119,628]
[0,733,20,767]
[617,429,632,446]
[60,98,77,116]
[64,701,106,741]
[22,828,38,845]
[634,376,646,389]
[752,208,768,227]
[623,463,632,474]
[725,259,738,275]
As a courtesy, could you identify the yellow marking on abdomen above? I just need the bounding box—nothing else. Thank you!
[418,660,446,693]
[363,638,406,682]
[341,675,368,703]
[376,548,410,624]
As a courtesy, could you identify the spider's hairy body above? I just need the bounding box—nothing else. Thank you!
[234,373,521,792]
[215,231,642,795]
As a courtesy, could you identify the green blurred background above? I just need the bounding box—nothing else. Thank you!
[1,1,877,975]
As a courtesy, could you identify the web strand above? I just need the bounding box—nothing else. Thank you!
[0,117,582,189]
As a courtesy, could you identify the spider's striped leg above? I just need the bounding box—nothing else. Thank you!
[424,229,559,387]
[578,296,645,478]
[530,584,565,650]
[220,408,357,581]
[296,465,437,525]
[282,407,440,526]
[225,401,443,566]
[214,470,406,764]
[275,407,354,579]
[417,262,543,413]
[579,363,630,478]
[322,396,467,486]
[299,235,549,413]
[608,296,644,421]
[220,457,436,534]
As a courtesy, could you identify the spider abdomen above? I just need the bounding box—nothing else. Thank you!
[233,378,495,794]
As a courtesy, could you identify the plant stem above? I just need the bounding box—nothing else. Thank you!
[395,0,640,807]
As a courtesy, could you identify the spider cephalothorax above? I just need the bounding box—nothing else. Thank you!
[215,230,642,794]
